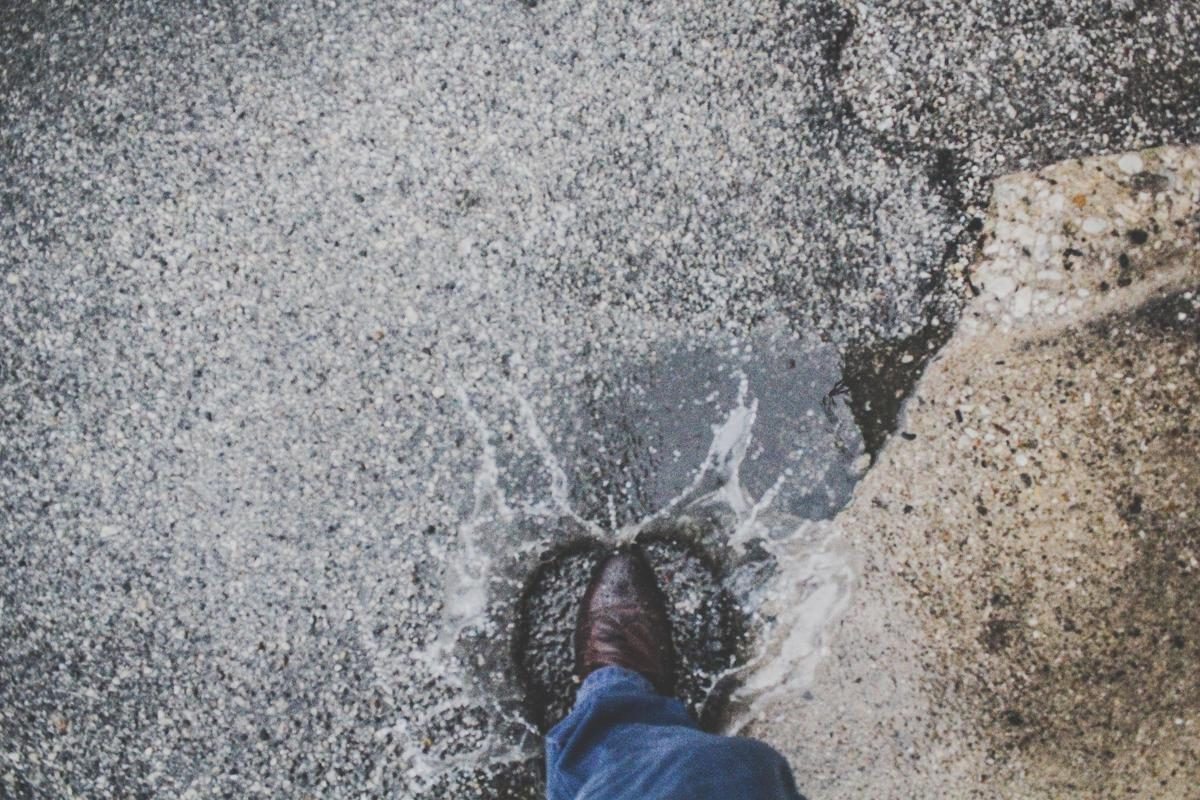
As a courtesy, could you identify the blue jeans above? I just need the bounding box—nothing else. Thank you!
[545,666,806,800]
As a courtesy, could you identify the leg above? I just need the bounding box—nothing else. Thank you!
[546,666,805,800]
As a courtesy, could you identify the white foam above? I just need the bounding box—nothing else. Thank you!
[516,393,606,537]
[726,523,857,733]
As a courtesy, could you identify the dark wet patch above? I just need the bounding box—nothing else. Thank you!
[1130,171,1170,194]
[1078,284,1200,343]
[561,334,864,529]
[1125,284,1200,339]
[510,535,608,732]
[982,618,1017,654]
[838,320,955,460]
[509,522,751,735]
[815,1,856,76]
[463,513,760,799]
[927,147,969,210]
[985,508,1200,769]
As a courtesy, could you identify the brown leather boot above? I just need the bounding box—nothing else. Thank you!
[574,547,675,695]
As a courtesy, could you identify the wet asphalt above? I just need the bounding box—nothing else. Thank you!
[1,1,1197,797]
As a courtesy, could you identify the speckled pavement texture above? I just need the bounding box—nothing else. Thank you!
[749,146,1200,798]
[2,2,1199,798]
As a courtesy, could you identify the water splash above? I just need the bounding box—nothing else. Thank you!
[515,394,606,538]
[404,368,859,792]
[617,372,859,728]
[622,372,759,540]
[725,519,857,733]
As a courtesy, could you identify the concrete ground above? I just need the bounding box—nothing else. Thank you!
[749,145,1200,798]
[2,1,1198,798]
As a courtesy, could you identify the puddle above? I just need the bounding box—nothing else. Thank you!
[552,330,868,527]
[411,335,867,797]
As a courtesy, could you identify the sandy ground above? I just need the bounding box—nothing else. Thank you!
[752,146,1200,798]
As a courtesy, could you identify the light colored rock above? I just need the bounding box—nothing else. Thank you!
[1117,152,1145,174]
[1010,286,1033,317]
[988,274,1017,299]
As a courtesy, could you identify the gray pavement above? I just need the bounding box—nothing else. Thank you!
[1,1,1197,797]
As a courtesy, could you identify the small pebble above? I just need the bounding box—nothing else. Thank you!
[989,275,1018,299]
[1117,153,1144,174]
[1011,287,1033,318]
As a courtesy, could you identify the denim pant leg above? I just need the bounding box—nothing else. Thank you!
[545,666,805,800]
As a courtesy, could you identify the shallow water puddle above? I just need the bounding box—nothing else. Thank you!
[414,333,864,796]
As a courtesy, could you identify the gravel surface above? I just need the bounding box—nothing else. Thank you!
[2,1,1197,797]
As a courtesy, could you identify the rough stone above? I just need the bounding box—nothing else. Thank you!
[747,146,1200,798]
